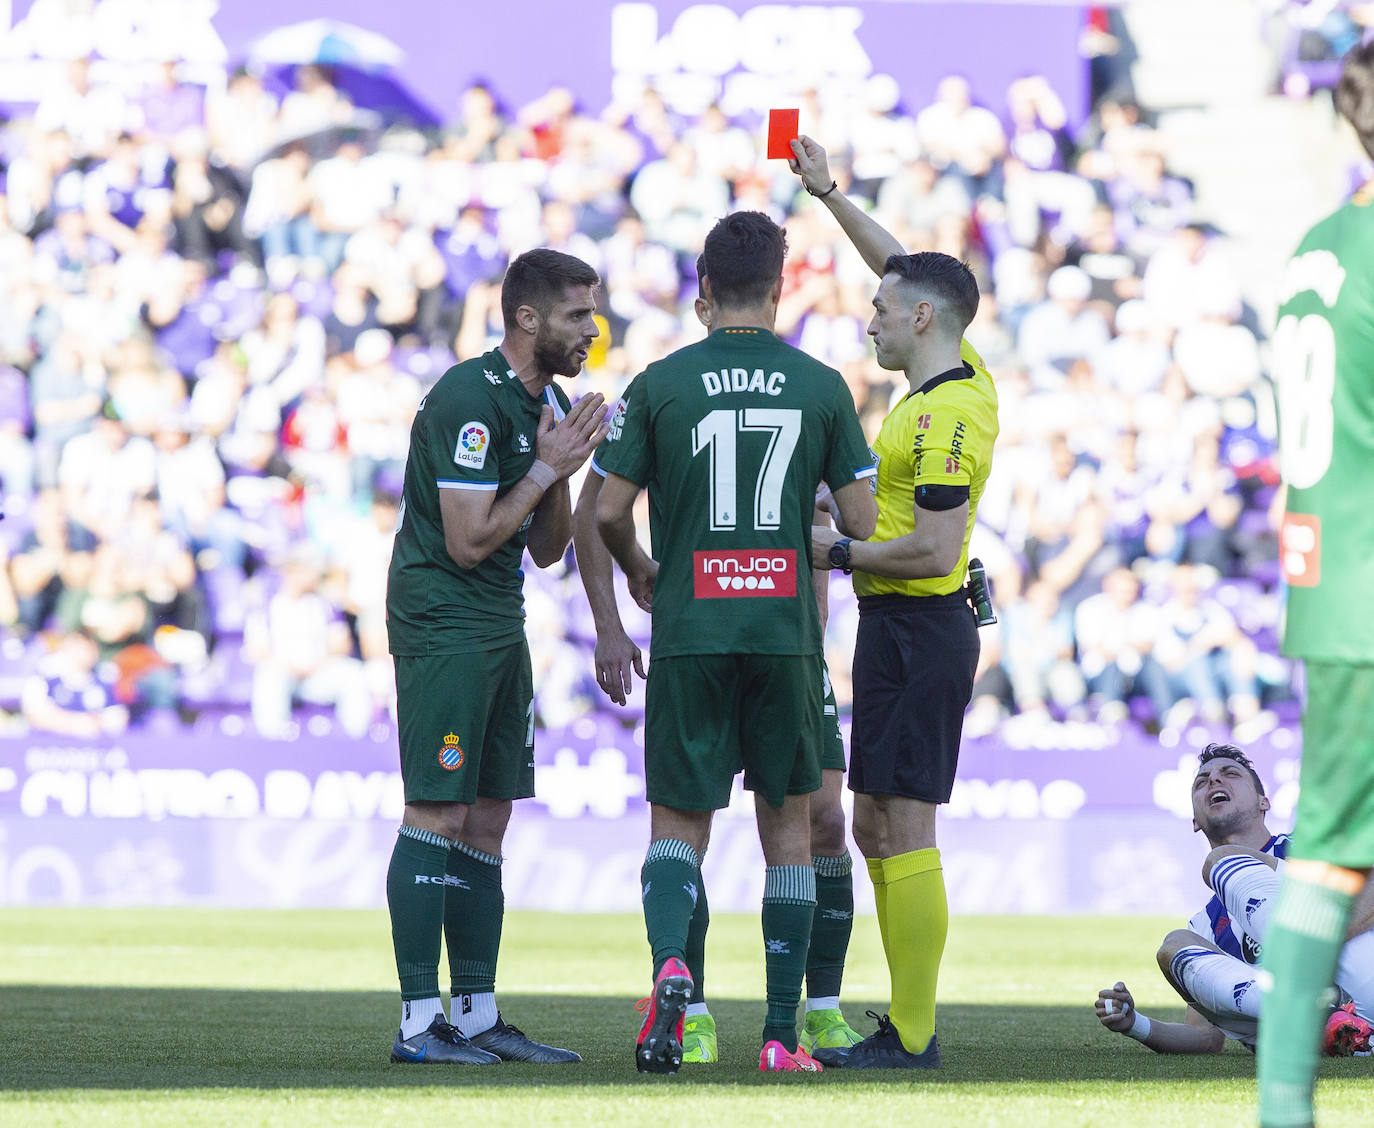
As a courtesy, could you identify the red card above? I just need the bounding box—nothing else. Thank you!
[766,108,799,159]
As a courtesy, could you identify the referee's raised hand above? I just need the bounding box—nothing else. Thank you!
[535,394,610,480]
[788,135,833,196]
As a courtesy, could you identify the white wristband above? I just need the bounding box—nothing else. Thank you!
[1124,1013,1152,1042]
[525,460,557,492]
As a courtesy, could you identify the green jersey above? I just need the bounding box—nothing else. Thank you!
[386,348,571,655]
[596,326,875,658]
[591,372,662,526]
[1276,186,1374,662]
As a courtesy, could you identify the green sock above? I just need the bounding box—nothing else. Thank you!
[1257,873,1357,1128]
[641,839,701,976]
[761,864,816,1052]
[807,852,854,1000]
[684,867,709,1004]
[444,840,504,995]
[386,825,452,999]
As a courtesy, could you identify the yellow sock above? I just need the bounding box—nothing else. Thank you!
[880,847,946,1053]
[866,857,889,959]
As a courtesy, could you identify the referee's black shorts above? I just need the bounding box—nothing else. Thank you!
[849,591,980,803]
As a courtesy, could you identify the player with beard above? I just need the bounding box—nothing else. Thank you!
[384,248,609,1066]
[1093,744,1374,1055]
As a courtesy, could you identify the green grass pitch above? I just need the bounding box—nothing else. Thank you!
[2,909,1371,1127]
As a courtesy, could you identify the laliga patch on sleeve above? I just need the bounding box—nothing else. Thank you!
[766,108,799,159]
[455,421,490,469]
[606,397,627,442]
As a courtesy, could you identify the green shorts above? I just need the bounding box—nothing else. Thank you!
[645,652,823,811]
[393,641,535,805]
[820,658,845,772]
[1293,660,1374,868]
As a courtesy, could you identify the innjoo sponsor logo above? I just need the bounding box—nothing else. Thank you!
[693,550,797,598]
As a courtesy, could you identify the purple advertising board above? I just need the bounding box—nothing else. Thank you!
[0,0,1091,129]
[0,714,1304,915]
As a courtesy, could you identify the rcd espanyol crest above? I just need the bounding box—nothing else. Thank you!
[438,733,465,771]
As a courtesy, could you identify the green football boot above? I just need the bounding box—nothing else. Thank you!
[681,1012,719,1063]
[800,1007,863,1065]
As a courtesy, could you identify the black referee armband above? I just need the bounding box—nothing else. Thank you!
[915,483,969,512]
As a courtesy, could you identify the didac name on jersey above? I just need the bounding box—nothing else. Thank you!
[693,549,797,598]
[701,368,787,397]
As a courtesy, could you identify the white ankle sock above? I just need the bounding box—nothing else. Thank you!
[400,996,445,1040]
[452,990,498,1036]
[684,1002,711,1018]
[806,996,840,1012]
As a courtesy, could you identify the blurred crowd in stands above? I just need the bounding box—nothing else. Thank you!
[0,37,1325,743]
[1265,0,1374,97]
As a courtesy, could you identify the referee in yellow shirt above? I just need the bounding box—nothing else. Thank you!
[790,136,999,1069]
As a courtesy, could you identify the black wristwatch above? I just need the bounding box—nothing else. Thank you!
[828,537,854,574]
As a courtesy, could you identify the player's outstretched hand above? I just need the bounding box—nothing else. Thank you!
[594,625,645,707]
[788,135,833,196]
[535,395,610,480]
[1095,981,1137,1033]
[627,557,658,613]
